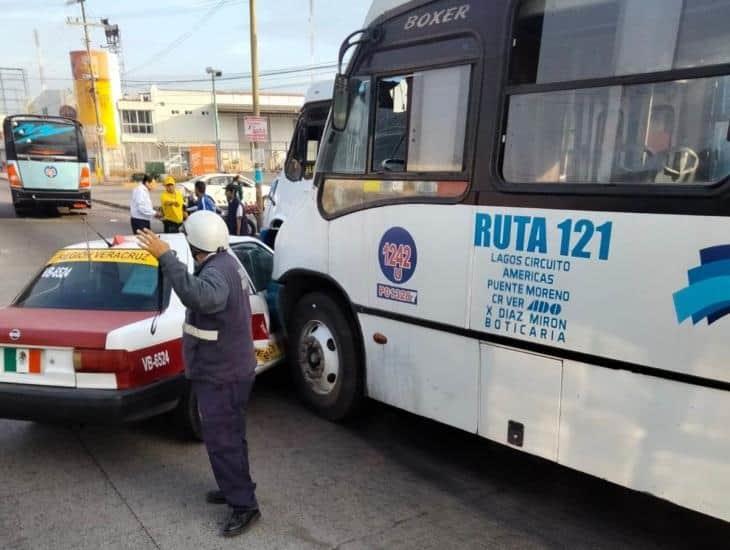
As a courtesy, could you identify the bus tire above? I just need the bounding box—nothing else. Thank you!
[173,381,203,441]
[288,291,363,421]
[13,204,27,217]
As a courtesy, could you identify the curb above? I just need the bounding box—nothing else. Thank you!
[93,199,128,211]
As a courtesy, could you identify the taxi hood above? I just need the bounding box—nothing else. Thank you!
[0,307,153,348]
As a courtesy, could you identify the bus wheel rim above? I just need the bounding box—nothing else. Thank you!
[298,320,339,396]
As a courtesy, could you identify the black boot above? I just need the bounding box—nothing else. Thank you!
[221,508,261,537]
[205,490,226,504]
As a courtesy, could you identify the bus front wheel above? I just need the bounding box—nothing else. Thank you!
[288,291,364,421]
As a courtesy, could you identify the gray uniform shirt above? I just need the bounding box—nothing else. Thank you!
[158,249,256,383]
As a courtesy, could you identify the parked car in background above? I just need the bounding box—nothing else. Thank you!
[180,173,269,212]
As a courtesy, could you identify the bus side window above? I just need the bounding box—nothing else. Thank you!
[372,65,471,174]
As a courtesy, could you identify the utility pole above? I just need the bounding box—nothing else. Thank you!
[68,0,106,182]
[249,0,263,223]
[33,29,47,92]
[309,0,315,81]
[206,67,223,172]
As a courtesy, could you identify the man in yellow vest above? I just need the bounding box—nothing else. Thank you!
[160,176,186,233]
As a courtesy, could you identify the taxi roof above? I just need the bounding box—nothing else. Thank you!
[63,233,268,254]
[65,233,189,252]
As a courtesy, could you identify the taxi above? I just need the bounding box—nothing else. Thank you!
[0,233,283,439]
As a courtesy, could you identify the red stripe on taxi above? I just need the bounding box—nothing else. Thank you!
[0,308,154,348]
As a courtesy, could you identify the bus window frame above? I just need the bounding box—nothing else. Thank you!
[495,0,730,200]
[3,115,88,164]
[316,30,483,221]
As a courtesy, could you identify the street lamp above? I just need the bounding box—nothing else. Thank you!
[206,66,223,172]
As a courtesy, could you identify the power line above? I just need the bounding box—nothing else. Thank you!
[125,61,337,84]
[23,61,336,86]
[125,0,236,75]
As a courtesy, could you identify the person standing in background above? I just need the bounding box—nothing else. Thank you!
[160,176,186,233]
[186,180,218,214]
[232,174,244,202]
[130,174,158,233]
[225,183,248,236]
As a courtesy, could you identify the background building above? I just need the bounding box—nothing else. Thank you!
[118,86,303,177]
[28,89,75,117]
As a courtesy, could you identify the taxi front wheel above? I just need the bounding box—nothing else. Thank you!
[288,291,364,421]
[174,382,203,441]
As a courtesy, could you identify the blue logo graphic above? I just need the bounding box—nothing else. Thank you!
[44,166,58,178]
[673,245,730,325]
[378,227,417,284]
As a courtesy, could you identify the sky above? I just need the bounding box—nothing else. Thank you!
[0,0,372,98]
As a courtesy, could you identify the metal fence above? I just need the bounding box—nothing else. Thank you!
[121,139,290,177]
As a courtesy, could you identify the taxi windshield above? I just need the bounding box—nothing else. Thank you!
[14,249,167,312]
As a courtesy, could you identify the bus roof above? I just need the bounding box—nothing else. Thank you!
[4,114,79,126]
[304,80,333,104]
[364,0,414,25]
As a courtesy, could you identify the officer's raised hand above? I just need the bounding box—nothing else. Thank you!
[136,228,171,258]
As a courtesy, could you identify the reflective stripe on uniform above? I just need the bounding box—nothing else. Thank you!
[183,323,219,341]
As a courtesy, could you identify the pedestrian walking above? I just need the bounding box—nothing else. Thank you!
[160,176,185,233]
[225,183,248,236]
[130,174,157,233]
[136,211,260,538]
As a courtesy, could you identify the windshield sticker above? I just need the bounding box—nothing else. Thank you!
[673,245,730,325]
[48,249,158,267]
[377,227,419,305]
[41,266,73,279]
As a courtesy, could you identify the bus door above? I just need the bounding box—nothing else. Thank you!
[317,14,483,430]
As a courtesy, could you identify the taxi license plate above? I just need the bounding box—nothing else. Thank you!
[1,348,42,374]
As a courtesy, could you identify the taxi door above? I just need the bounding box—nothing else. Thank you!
[229,238,283,373]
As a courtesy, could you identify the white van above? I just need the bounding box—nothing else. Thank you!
[262,81,331,246]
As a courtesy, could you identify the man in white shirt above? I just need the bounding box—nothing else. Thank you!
[130,174,158,233]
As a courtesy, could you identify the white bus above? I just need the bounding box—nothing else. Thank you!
[274,0,730,522]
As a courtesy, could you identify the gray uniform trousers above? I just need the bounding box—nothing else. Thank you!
[194,377,258,511]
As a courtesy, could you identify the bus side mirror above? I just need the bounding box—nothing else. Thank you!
[285,158,303,182]
[332,74,350,132]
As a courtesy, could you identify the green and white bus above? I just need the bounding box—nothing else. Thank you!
[4,115,91,216]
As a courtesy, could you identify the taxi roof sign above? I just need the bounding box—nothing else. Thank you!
[48,248,158,267]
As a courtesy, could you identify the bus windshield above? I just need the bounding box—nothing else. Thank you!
[10,119,81,159]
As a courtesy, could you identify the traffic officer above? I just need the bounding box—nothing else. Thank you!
[135,211,260,538]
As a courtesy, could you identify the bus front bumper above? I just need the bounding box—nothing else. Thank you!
[12,188,91,209]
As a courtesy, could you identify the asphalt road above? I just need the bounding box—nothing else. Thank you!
[0,185,728,549]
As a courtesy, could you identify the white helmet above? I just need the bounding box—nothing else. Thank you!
[183,210,229,252]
